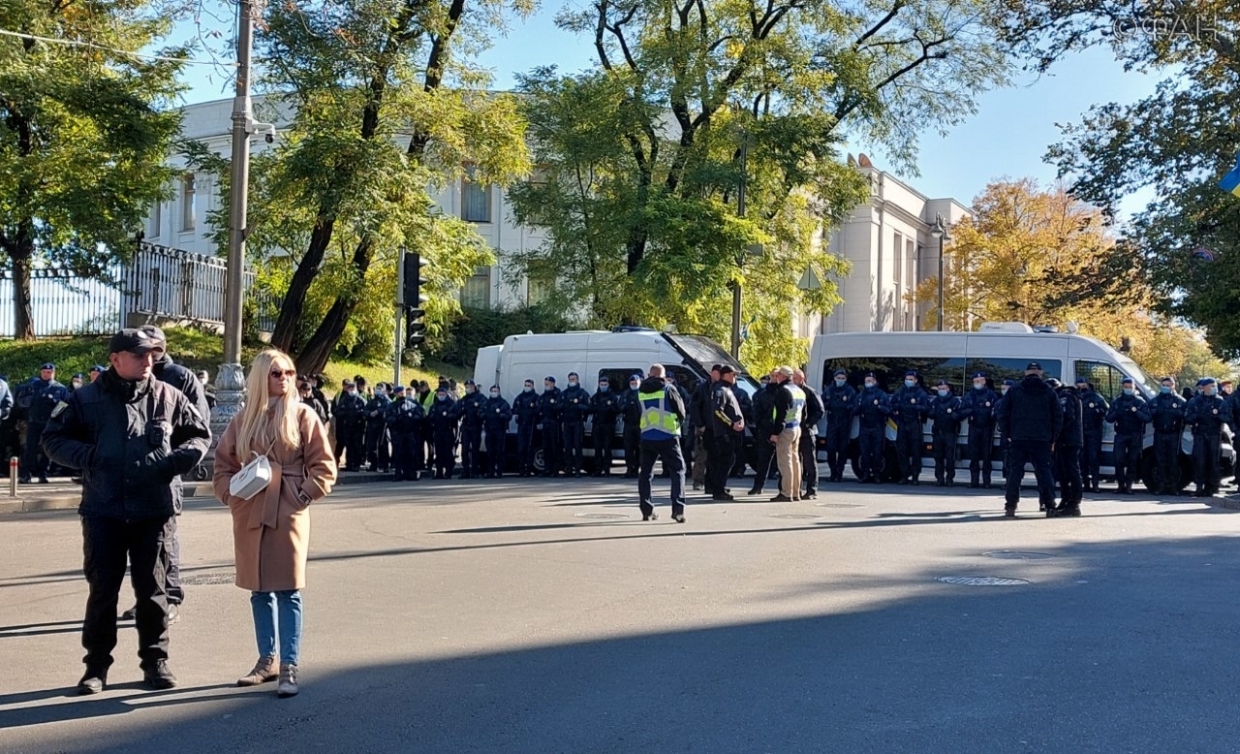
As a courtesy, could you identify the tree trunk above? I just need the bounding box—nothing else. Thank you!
[294,238,375,374]
[270,216,336,352]
[11,239,36,340]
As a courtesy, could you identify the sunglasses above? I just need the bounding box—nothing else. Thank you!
[270,369,297,378]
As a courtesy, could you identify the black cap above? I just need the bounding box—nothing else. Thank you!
[711,364,722,373]
[935,379,949,387]
[108,328,166,355]
[1026,361,1042,371]
[718,365,735,375]
[91,365,106,374]
[40,362,56,370]
[833,368,847,377]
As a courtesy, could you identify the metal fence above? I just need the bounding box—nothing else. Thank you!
[0,270,125,336]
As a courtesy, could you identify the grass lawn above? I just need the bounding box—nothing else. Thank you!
[0,330,470,391]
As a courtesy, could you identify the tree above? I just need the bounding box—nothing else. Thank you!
[507,0,1012,364]
[0,0,186,338]
[202,0,533,374]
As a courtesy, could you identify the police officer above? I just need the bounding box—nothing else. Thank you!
[730,375,754,479]
[364,383,392,473]
[960,372,998,489]
[748,371,781,495]
[482,385,512,478]
[385,385,422,481]
[928,379,962,486]
[994,378,1016,482]
[454,379,486,479]
[1105,376,1150,495]
[1051,378,1084,516]
[853,372,890,483]
[300,378,330,424]
[42,328,211,694]
[890,370,930,485]
[560,372,590,477]
[996,362,1061,517]
[589,377,622,476]
[1077,378,1109,492]
[333,381,367,472]
[822,369,856,484]
[538,377,563,477]
[636,364,688,523]
[1149,376,1186,495]
[707,366,745,501]
[1186,377,1227,497]
[792,369,824,499]
[620,375,644,479]
[666,372,694,482]
[427,387,459,479]
[513,379,540,477]
[19,362,67,483]
[689,366,720,491]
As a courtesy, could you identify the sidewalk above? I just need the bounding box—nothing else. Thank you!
[0,467,400,515]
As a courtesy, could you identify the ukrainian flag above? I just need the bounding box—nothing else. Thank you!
[1219,154,1240,197]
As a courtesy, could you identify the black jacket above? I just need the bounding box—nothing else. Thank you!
[1106,393,1151,435]
[1186,394,1228,434]
[1149,392,1187,435]
[753,383,780,435]
[560,384,591,422]
[620,387,643,427]
[153,353,211,422]
[1079,389,1109,435]
[20,377,68,424]
[798,383,825,436]
[996,375,1062,443]
[690,379,717,431]
[1056,386,1083,448]
[890,385,930,426]
[959,387,998,430]
[385,396,423,434]
[537,388,562,428]
[590,388,623,425]
[823,382,857,422]
[711,381,744,435]
[302,394,330,425]
[853,386,890,431]
[513,390,540,426]
[42,370,211,520]
[928,392,963,437]
[454,391,486,427]
[482,395,513,428]
[335,391,367,427]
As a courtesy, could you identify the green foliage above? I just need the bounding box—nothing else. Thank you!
[0,0,187,338]
[433,304,582,367]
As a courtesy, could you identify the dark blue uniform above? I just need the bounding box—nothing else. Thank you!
[18,375,68,481]
[482,393,512,477]
[749,382,779,493]
[1078,386,1109,491]
[1106,390,1151,494]
[364,393,392,472]
[822,378,857,483]
[890,383,930,484]
[560,382,590,476]
[512,387,540,476]
[853,385,890,483]
[427,396,459,478]
[589,386,622,475]
[620,383,643,477]
[960,385,998,487]
[1055,386,1084,511]
[453,388,487,478]
[928,389,962,485]
[385,394,423,481]
[333,390,367,471]
[1185,392,1227,496]
[797,383,825,496]
[997,374,1062,514]
[1148,390,1186,494]
[538,386,563,476]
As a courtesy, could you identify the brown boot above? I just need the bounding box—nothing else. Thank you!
[237,656,278,687]
[277,662,299,697]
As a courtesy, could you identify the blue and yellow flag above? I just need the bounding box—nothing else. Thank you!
[1219,154,1240,197]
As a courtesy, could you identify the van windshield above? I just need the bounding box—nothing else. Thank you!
[666,334,760,396]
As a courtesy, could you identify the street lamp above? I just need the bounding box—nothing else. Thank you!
[930,213,950,332]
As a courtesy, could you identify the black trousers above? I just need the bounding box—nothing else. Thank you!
[895,423,922,480]
[824,420,850,480]
[542,423,562,475]
[459,424,482,475]
[434,433,456,477]
[799,430,818,494]
[391,430,417,479]
[483,426,506,476]
[706,433,736,494]
[81,515,171,671]
[858,429,884,481]
[562,421,585,473]
[1154,432,1180,492]
[623,424,641,474]
[638,438,686,516]
[967,426,994,484]
[1193,431,1222,493]
[1082,432,1103,488]
[166,517,183,606]
[593,421,617,473]
[1055,444,1083,507]
[1004,439,1056,508]
[364,423,389,469]
[933,434,957,482]
[1114,432,1142,490]
[22,421,48,478]
[751,437,776,492]
[517,422,536,473]
[337,424,364,470]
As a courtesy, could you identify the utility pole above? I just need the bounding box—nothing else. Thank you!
[730,134,747,359]
[209,0,255,445]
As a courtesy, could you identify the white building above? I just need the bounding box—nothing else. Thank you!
[157,101,970,335]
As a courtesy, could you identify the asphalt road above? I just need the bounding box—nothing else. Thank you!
[1,477,1239,753]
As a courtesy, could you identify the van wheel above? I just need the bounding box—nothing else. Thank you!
[1139,451,1193,493]
[532,446,546,474]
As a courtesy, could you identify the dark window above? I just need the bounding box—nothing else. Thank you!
[1075,360,1125,401]
[823,357,967,394]
[967,358,1063,388]
[664,365,701,393]
[600,368,643,391]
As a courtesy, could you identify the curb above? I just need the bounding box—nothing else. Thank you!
[1205,496,1240,512]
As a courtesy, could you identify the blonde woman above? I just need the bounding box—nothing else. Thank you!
[213,349,337,697]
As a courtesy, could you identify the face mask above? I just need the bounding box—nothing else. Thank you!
[568,380,578,387]
[904,379,915,388]
[376,389,386,397]
[346,389,356,395]
[937,389,948,397]
[437,394,447,401]
[1160,386,1171,394]
[865,381,876,389]
[1123,388,1134,396]
[973,382,985,390]
[544,384,553,391]
[630,383,639,390]
[524,386,533,393]
[466,386,475,394]
[1205,387,1216,396]
[72,381,82,389]
[490,390,499,397]
[834,378,846,386]
[1000,388,1008,396]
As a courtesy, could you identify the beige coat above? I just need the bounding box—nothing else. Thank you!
[213,402,338,592]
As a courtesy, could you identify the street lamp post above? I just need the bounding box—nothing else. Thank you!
[730,132,747,359]
[930,213,950,332]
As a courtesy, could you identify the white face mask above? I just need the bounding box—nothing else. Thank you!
[834,378,846,386]
[865,381,876,389]
[568,380,578,387]
[524,386,533,392]
[973,382,985,390]
[630,383,639,390]
[490,390,499,397]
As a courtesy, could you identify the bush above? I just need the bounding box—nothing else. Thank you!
[434,304,580,367]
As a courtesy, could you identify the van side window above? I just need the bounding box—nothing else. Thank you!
[601,368,642,390]
[967,358,1062,386]
[1075,361,1124,401]
[824,357,966,393]
[665,365,700,393]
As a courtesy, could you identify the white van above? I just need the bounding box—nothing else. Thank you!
[804,323,1234,490]
[474,328,759,471]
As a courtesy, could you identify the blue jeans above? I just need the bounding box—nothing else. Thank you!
[250,590,302,665]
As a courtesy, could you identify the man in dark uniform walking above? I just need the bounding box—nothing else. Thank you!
[689,366,719,491]
[853,372,890,483]
[890,370,930,485]
[960,372,998,488]
[1149,376,1186,495]
[1105,376,1150,495]
[512,379,540,477]
[1186,377,1227,497]
[822,369,856,483]
[996,362,1062,518]
[1077,377,1109,492]
[43,328,211,694]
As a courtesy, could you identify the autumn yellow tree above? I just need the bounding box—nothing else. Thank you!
[910,179,1214,378]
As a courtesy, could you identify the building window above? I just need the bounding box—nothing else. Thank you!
[527,270,555,305]
[149,202,162,239]
[181,174,196,231]
[460,267,491,309]
[461,169,492,223]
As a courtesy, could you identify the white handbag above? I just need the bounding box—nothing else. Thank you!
[230,450,273,500]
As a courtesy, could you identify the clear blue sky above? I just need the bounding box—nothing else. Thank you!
[174,3,1163,219]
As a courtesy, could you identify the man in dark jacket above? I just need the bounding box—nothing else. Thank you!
[482,385,512,478]
[427,388,460,479]
[1051,378,1084,516]
[995,378,1016,481]
[333,381,367,471]
[620,375,644,478]
[730,379,754,478]
[18,362,68,483]
[636,365,689,522]
[890,370,930,485]
[363,383,393,473]
[996,362,1062,517]
[1105,376,1151,494]
[748,373,781,495]
[589,377,622,476]
[688,366,720,490]
[853,373,890,483]
[1186,377,1228,497]
[1077,378,1109,492]
[453,379,486,478]
[537,377,563,477]
[1149,376,1186,495]
[792,369,824,498]
[822,369,856,483]
[928,379,963,486]
[512,379,540,477]
[385,385,423,481]
[707,366,745,500]
[300,378,330,424]
[559,373,590,477]
[960,372,998,488]
[42,328,211,695]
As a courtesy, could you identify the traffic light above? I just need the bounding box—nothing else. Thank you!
[403,252,429,348]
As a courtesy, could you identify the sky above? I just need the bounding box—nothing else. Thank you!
[171,2,1165,220]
